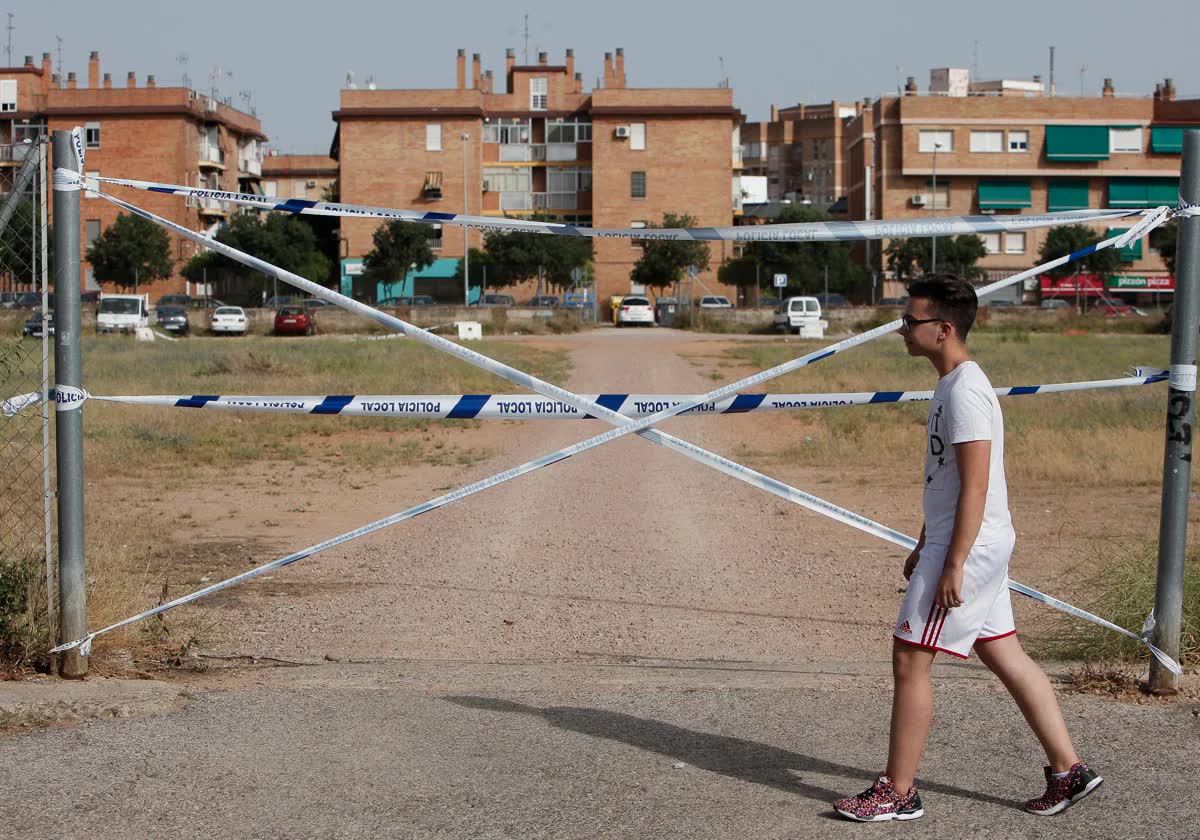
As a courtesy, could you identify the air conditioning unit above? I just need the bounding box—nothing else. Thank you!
[910,194,927,206]
[305,180,317,188]
[614,126,630,139]
[482,179,491,192]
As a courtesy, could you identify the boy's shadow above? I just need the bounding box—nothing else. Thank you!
[444,695,1022,813]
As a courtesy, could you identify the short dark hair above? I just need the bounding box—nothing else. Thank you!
[905,273,978,340]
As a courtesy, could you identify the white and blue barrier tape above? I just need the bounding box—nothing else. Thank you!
[7,369,1167,420]
[49,145,1179,673]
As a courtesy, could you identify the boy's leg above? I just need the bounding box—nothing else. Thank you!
[974,633,1079,772]
[885,640,937,794]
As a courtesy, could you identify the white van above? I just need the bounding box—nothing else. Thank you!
[96,293,150,334]
[773,296,828,337]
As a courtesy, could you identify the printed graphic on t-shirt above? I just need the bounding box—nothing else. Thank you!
[925,402,948,492]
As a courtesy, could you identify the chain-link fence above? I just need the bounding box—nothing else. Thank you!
[0,138,53,670]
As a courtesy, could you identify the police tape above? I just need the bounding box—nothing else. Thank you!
[46,187,1180,674]
[6,369,1167,420]
[56,168,1147,242]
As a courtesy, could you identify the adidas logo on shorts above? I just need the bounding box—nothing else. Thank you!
[897,620,912,635]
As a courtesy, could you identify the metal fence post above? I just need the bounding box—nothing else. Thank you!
[1149,129,1200,693]
[52,130,87,679]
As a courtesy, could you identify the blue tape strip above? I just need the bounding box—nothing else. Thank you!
[869,391,903,403]
[312,395,355,415]
[726,394,766,413]
[448,394,490,419]
[584,394,629,420]
[176,395,220,408]
[278,198,318,213]
[1007,386,1039,396]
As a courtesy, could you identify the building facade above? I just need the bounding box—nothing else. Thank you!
[262,153,337,203]
[0,51,265,298]
[332,48,742,302]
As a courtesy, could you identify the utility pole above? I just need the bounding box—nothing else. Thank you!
[931,143,941,273]
[462,132,470,306]
[1148,129,1200,694]
[52,131,87,678]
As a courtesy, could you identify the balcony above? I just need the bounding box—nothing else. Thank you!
[196,195,228,216]
[499,191,533,211]
[533,192,578,211]
[198,143,226,169]
[239,157,262,177]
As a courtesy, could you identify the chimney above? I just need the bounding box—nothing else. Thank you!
[1164,78,1176,101]
[41,52,51,78]
[614,47,626,88]
[22,55,33,68]
[472,52,481,90]
[88,51,100,88]
[1102,77,1114,98]
[484,69,494,94]
[574,72,582,93]
[904,76,918,95]
[127,71,137,89]
[103,72,112,89]
[603,51,613,88]
[456,49,466,90]
[770,104,779,122]
[537,51,548,65]
[565,49,575,81]
[67,72,77,90]
[505,47,515,74]
[147,74,156,89]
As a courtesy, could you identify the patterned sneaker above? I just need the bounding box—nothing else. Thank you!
[1025,763,1103,816]
[833,774,924,822]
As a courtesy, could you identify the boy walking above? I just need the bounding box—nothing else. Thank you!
[833,276,1102,822]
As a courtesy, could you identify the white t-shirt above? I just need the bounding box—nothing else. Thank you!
[921,360,1014,546]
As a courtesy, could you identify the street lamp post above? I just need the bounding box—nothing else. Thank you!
[931,141,942,274]
[461,132,470,306]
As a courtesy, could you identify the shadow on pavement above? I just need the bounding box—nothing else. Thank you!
[444,696,1022,813]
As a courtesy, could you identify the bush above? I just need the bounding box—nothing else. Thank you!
[0,549,49,670]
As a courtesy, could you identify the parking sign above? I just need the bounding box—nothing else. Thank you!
[773,273,787,288]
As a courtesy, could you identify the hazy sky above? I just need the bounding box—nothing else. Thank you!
[17,0,1200,153]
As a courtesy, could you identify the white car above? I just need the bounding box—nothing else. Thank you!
[773,296,828,337]
[698,295,733,309]
[616,295,655,327]
[210,306,248,335]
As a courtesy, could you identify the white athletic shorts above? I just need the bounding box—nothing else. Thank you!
[893,532,1017,658]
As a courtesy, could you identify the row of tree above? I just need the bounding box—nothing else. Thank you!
[80,206,1182,303]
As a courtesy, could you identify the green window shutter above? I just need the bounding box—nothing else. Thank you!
[1108,178,1180,207]
[978,180,1031,209]
[1106,229,1143,261]
[1045,125,1109,161]
[1047,180,1089,211]
[1151,127,1184,154]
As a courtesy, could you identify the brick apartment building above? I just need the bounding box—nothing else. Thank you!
[262,153,337,203]
[0,51,265,298]
[740,100,862,208]
[841,70,1200,302]
[331,48,742,303]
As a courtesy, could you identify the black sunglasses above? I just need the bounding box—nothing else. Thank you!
[900,316,945,330]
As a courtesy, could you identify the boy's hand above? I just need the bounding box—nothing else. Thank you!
[935,566,964,609]
[902,549,920,580]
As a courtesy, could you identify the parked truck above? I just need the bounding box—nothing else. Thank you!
[96,293,150,334]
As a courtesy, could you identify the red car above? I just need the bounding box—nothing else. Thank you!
[273,305,316,336]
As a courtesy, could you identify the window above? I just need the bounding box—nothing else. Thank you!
[84,171,99,199]
[483,167,531,193]
[1004,232,1026,254]
[630,123,646,151]
[1008,130,1029,152]
[969,131,1003,153]
[85,122,101,149]
[631,171,646,198]
[483,118,531,144]
[263,180,278,197]
[425,124,442,152]
[293,180,308,199]
[0,79,16,112]
[548,167,592,193]
[429,223,443,251]
[919,130,953,152]
[86,219,101,247]
[546,117,592,143]
[982,232,1001,255]
[926,181,950,210]
[1110,127,1142,154]
[530,77,547,111]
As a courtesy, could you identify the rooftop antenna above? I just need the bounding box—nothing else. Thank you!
[6,14,13,67]
[895,65,903,96]
[238,89,255,116]
[523,13,529,64]
[972,39,980,79]
[718,55,727,88]
[56,35,63,88]
[177,52,191,89]
[345,71,357,90]
[1048,46,1055,97]
[365,74,376,91]
[1079,64,1087,97]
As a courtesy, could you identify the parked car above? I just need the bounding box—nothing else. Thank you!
[265,295,300,309]
[482,293,516,306]
[273,305,316,336]
[616,295,655,327]
[190,297,227,310]
[378,295,434,307]
[22,308,53,337]
[561,293,593,309]
[97,293,150,334]
[814,292,849,308]
[1040,298,1070,310]
[210,306,248,335]
[698,295,733,309]
[1089,300,1133,316]
[758,296,781,308]
[773,296,826,334]
[12,292,41,309]
[0,292,19,308]
[155,306,190,335]
[302,298,335,312]
[527,295,559,307]
[156,294,191,309]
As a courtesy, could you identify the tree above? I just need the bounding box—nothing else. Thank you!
[1151,221,1178,276]
[885,234,988,282]
[86,212,172,290]
[0,197,51,287]
[360,219,437,302]
[718,205,865,298]
[181,212,332,303]
[1036,224,1122,280]
[630,213,711,293]
[291,178,340,285]
[478,214,592,294]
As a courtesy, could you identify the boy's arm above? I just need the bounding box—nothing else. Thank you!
[936,440,991,608]
[903,523,926,579]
